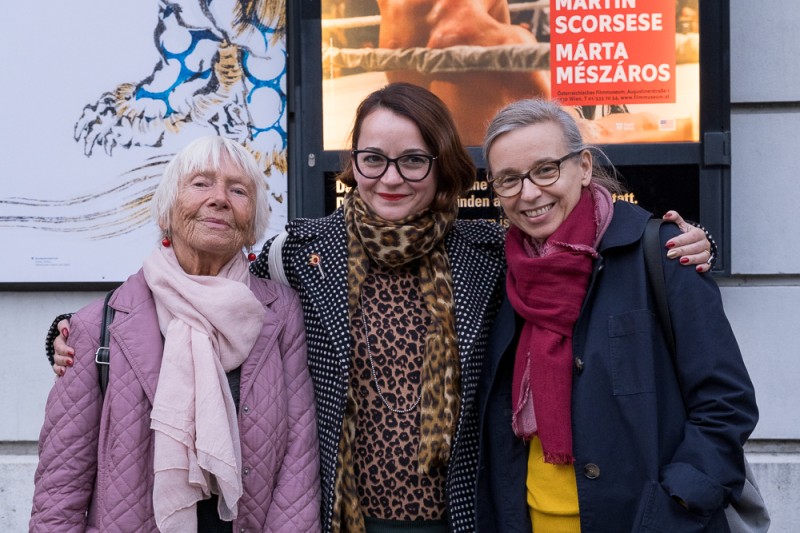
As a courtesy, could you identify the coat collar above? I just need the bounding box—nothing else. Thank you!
[107,270,164,405]
[446,221,506,368]
[597,200,652,252]
[106,269,278,405]
[288,209,507,372]
[289,209,353,379]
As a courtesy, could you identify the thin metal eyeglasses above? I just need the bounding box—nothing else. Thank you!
[351,150,437,182]
[488,150,584,198]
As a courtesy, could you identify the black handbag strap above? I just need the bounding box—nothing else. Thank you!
[95,289,116,396]
[643,218,676,355]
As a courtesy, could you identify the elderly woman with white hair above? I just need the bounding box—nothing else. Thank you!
[30,136,320,532]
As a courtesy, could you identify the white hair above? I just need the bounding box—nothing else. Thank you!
[151,136,271,244]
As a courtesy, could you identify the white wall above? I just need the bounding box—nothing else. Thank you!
[1,292,105,441]
[723,1,800,530]
[0,292,103,530]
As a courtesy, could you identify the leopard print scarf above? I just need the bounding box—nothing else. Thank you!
[332,188,461,532]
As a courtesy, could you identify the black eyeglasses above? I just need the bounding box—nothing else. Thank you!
[488,150,584,198]
[351,150,437,182]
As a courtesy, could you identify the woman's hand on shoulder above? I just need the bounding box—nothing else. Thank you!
[52,319,74,376]
[662,211,714,273]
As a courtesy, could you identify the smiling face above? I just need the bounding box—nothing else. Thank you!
[488,121,592,244]
[353,108,438,221]
[168,153,256,275]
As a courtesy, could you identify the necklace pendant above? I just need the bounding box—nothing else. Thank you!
[361,291,421,414]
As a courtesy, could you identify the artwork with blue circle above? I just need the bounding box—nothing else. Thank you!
[0,0,288,283]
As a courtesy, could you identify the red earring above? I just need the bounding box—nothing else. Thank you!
[161,236,171,247]
[247,247,256,262]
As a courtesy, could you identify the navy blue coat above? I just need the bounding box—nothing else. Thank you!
[476,201,758,533]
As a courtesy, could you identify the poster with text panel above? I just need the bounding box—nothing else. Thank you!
[321,0,699,149]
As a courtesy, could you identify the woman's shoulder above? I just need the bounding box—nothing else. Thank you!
[70,298,106,337]
[251,210,345,280]
[451,219,506,245]
[612,199,652,221]
[285,207,345,238]
[71,270,151,338]
[601,201,659,249]
[73,270,145,313]
[248,277,306,338]
[249,274,301,308]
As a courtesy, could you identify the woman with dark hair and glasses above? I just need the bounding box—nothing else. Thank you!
[47,83,713,533]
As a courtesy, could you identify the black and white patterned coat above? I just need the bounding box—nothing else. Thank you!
[251,207,506,533]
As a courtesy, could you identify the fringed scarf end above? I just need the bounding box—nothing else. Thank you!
[543,451,575,465]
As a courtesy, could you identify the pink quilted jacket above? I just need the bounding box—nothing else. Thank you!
[30,270,320,532]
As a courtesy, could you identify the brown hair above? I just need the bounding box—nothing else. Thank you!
[337,83,476,212]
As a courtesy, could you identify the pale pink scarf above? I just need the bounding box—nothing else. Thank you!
[143,246,266,532]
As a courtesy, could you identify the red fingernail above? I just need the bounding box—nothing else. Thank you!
[680,257,690,264]
[666,241,676,249]
[66,359,73,367]
[61,328,69,340]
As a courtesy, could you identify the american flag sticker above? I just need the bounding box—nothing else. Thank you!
[659,118,676,131]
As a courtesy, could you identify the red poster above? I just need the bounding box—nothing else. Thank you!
[551,0,676,106]
[320,1,698,146]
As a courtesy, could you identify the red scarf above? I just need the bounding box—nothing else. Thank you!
[506,185,613,464]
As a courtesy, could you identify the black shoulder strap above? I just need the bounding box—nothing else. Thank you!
[96,289,116,396]
[643,218,676,355]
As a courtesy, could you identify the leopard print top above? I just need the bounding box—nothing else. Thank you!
[350,261,446,521]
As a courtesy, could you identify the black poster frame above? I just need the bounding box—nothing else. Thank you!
[287,0,731,274]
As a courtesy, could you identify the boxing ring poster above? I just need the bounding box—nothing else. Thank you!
[320,0,700,150]
[0,0,288,284]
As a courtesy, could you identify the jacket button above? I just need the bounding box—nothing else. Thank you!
[242,405,250,414]
[574,357,584,372]
[583,463,600,479]
[243,467,250,476]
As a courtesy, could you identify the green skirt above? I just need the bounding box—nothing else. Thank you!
[363,516,449,533]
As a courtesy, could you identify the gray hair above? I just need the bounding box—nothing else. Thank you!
[482,99,625,194]
[151,136,271,244]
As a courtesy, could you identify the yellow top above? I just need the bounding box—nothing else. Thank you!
[526,436,581,533]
